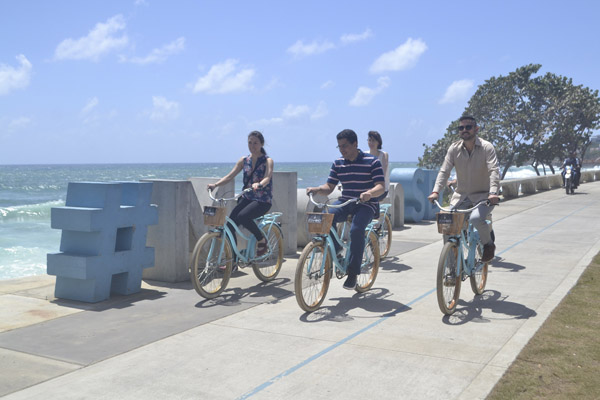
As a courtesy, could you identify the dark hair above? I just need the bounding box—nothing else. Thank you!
[459,115,477,125]
[368,130,382,149]
[248,130,266,155]
[336,129,357,144]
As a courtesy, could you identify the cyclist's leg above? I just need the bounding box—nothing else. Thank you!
[233,198,271,242]
[329,201,351,254]
[347,205,375,276]
[470,202,495,246]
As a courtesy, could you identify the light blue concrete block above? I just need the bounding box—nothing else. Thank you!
[47,182,158,303]
[390,168,438,223]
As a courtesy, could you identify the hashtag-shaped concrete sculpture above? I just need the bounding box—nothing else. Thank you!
[47,182,158,302]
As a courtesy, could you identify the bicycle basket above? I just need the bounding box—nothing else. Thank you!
[203,206,227,226]
[436,212,466,235]
[306,213,334,234]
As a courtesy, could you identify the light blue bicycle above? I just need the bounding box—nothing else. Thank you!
[190,189,284,299]
[434,199,491,315]
[294,194,380,312]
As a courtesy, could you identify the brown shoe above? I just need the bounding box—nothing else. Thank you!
[256,240,268,256]
[482,243,496,262]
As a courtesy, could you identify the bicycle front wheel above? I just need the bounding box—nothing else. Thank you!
[252,224,284,282]
[190,232,233,299]
[470,243,489,295]
[378,213,392,258]
[436,241,461,315]
[294,241,332,312]
[356,231,380,293]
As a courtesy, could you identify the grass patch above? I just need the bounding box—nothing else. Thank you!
[488,253,600,399]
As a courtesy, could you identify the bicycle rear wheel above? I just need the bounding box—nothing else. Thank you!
[378,213,392,258]
[294,241,332,312]
[436,241,461,315]
[252,224,284,282]
[190,232,233,299]
[356,231,380,293]
[470,243,489,295]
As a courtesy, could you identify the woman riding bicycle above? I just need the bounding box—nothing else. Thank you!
[367,130,390,202]
[207,131,274,256]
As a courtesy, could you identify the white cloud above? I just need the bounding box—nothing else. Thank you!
[253,101,328,126]
[311,101,328,120]
[121,37,185,65]
[320,80,334,90]
[340,29,373,45]
[54,15,129,61]
[81,97,99,115]
[282,104,310,119]
[0,55,32,95]
[287,40,335,58]
[193,59,255,94]
[369,38,427,74]
[439,79,474,104]
[134,0,148,6]
[349,76,390,107]
[150,96,180,121]
[8,116,32,130]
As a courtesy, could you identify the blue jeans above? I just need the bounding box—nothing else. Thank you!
[329,201,375,276]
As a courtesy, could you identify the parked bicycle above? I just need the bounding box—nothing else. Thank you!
[434,199,491,315]
[294,194,380,312]
[190,188,284,299]
[338,203,392,259]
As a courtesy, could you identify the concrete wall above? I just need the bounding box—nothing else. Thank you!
[499,172,597,198]
[271,172,297,255]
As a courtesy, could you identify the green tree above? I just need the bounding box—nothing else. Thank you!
[420,64,600,178]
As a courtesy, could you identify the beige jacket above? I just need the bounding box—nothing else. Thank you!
[433,137,500,206]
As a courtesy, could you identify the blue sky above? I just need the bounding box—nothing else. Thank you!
[1,0,599,164]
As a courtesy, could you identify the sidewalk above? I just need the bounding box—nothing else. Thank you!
[2,181,600,399]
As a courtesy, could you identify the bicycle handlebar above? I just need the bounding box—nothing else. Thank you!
[208,187,252,202]
[434,199,490,213]
[308,193,359,210]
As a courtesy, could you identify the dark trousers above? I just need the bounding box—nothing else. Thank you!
[329,201,375,276]
[227,197,271,243]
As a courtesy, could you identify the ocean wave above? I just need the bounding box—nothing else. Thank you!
[0,200,64,221]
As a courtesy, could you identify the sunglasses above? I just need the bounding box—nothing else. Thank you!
[458,125,474,131]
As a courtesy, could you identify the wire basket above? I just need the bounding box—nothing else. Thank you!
[203,206,227,226]
[307,213,334,234]
[436,212,466,235]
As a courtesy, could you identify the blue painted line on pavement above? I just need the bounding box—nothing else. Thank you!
[238,201,593,399]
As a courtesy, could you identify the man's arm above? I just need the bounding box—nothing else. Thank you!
[360,182,384,202]
[306,182,335,196]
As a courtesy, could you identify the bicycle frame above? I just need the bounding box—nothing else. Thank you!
[205,189,281,266]
[446,218,481,279]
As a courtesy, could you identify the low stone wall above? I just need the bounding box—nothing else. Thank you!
[499,171,597,198]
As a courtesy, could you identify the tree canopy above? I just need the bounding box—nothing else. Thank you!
[419,64,600,179]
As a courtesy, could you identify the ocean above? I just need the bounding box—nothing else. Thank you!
[0,162,558,280]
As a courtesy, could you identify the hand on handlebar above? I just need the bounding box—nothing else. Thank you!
[488,194,500,205]
[427,192,439,203]
[359,191,372,202]
[207,183,217,191]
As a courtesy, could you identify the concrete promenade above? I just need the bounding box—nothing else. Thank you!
[2,181,600,399]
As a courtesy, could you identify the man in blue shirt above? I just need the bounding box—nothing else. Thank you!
[307,129,385,289]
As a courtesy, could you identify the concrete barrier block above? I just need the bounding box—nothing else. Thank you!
[547,174,563,188]
[595,170,600,181]
[581,170,594,183]
[47,182,157,302]
[520,178,537,194]
[271,172,297,255]
[500,180,520,198]
[387,183,404,228]
[535,176,550,190]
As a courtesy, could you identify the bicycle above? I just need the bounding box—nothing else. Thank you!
[434,198,491,315]
[190,188,284,299]
[338,203,392,259]
[294,194,380,312]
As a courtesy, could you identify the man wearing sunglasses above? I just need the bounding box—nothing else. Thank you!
[428,115,500,262]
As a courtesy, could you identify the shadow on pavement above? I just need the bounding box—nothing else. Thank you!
[194,277,293,308]
[492,258,526,272]
[380,256,412,273]
[442,289,537,325]
[299,287,411,323]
